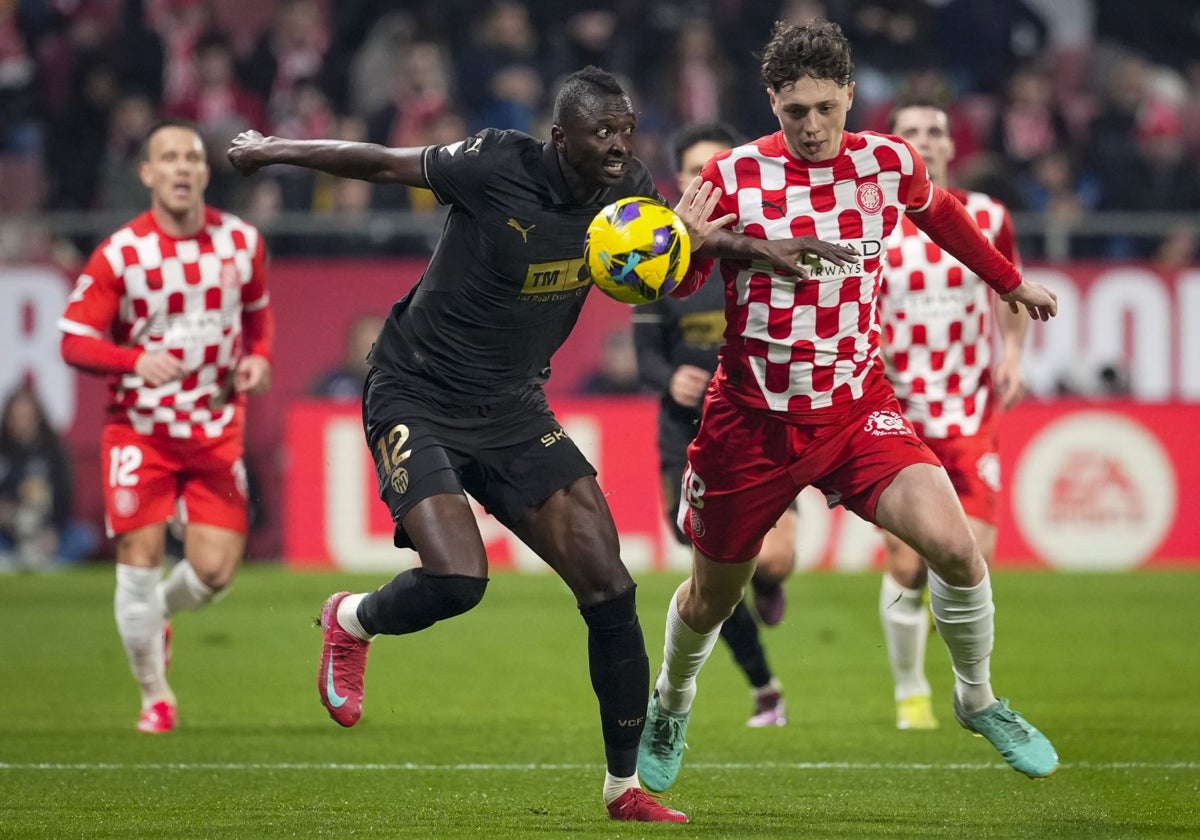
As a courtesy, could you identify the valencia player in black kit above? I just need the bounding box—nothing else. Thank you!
[229,66,855,823]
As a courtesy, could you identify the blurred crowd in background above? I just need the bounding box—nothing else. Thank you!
[2,0,1199,266]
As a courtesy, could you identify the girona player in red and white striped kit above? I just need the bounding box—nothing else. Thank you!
[59,120,273,733]
[639,20,1060,797]
[877,101,1032,732]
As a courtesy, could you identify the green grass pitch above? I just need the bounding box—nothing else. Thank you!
[2,565,1198,838]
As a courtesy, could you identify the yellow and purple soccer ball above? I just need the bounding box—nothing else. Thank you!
[584,197,691,304]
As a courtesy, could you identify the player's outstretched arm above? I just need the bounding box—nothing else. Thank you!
[227,131,428,187]
[675,177,859,278]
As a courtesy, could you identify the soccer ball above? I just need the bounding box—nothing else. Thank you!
[584,197,691,304]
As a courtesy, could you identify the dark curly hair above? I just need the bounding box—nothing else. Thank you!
[759,19,853,91]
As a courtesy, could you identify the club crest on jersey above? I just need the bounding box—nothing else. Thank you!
[856,182,884,215]
[113,488,140,518]
[864,409,909,436]
[389,466,409,496]
[689,508,706,538]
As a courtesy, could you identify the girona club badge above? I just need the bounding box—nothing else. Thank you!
[856,182,884,215]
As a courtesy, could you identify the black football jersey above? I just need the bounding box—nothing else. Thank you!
[632,267,727,424]
[368,128,662,403]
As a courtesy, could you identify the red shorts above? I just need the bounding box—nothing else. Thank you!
[100,423,249,537]
[681,380,941,562]
[921,419,999,525]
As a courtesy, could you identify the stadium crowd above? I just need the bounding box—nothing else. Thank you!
[2,0,1199,265]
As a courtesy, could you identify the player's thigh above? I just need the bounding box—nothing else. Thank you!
[113,522,169,568]
[515,474,631,604]
[883,528,927,588]
[925,431,1000,529]
[100,425,180,541]
[399,494,489,577]
[757,506,797,580]
[363,377,476,554]
[968,516,998,565]
[874,462,980,583]
[682,392,799,562]
[179,434,250,536]
[183,523,245,590]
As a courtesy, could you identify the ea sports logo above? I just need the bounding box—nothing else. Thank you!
[1012,412,1176,569]
[856,182,884,215]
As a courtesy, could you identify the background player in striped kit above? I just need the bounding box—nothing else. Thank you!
[634,121,794,729]
[59,120,273,734]
[876,100,1030,731]
[638,19,1060,796]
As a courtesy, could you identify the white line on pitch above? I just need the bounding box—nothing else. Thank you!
[1,761,1197,771]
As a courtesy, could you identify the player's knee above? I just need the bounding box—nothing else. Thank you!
[427,573,488,619]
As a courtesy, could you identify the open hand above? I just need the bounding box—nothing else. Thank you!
[1001,280,1058,321]
[673,176,737,250]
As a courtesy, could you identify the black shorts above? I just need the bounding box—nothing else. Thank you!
[362,369,596,549]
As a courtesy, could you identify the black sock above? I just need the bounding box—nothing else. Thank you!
[357,569,487,636]
[579,586,649,779]
[720,600,773,688]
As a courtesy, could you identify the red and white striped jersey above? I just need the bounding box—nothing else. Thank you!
[700,130,933,415]
[880,188,1018,438]
[59,207,269,439]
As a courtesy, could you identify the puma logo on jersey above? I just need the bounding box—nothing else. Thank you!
[507,218,535,242]
[465,136,483,153]
[762,198,787,215]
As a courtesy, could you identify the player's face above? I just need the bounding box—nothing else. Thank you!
[677,140,730,194]
[140,126,210,218]
[554,94,637,193]
[769,77,854,163]
[890,106,954,185]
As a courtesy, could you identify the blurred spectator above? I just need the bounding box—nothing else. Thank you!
[151,0,214,113]
[98,92,158,213]
[1017,148,1102,257]
[242,0,330,133]
[0,385,98,571]
[310,313,386,401]
[365,40,453,211]
[1101,99,1200,261]
[987,63,1074,181]
[366,40,453,149]
[0,0,38,159]
[577,328,643,396]
[932,0,1049,95]
[164,31,265,141]
[457,0,544,132]
[1086,49,1150,190]
[45,58,119,210]
[664,17,736,126]
[345,11,416,118]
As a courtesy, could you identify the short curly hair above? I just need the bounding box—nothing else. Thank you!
[759,18,853,91]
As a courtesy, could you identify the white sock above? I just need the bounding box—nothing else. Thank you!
[880,573,932,701]
[157,560,220,617]
[602,771,639,806]
[928,568,997,713]
[654,584,721,714]
[115,564,174,708]
[336,593,375,641]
